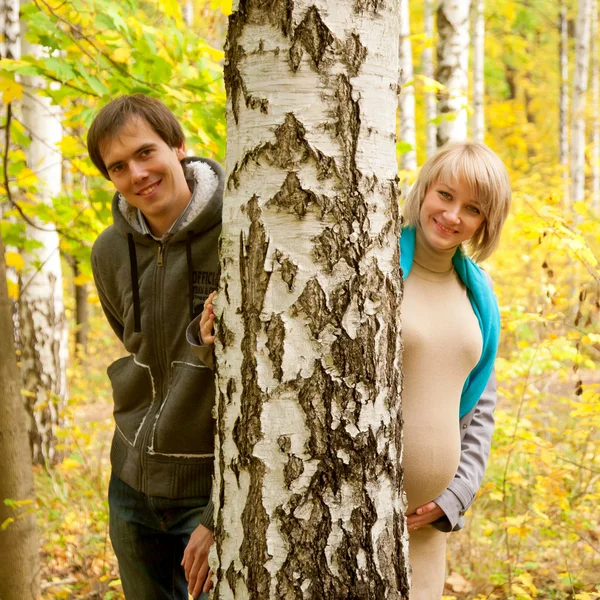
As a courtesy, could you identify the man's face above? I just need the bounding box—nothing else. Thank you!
[100,117,190,236]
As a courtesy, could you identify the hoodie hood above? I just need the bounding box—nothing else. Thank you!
[112,156,224,244]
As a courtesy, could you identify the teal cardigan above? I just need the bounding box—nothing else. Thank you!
[399,226,500,418]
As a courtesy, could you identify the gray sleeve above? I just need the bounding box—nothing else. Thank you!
[186,314,214,369]
[198,495,214,530]
[432,369,497,532]
[91,248,125,343]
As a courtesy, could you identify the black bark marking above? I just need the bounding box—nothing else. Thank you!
[277,434,291,453]
[266,314,285,380]
[233,194,272,598]
[283,454,304,487]
[290,6,335,72]
[334,74,361,188]
[291,277,329,336]
[342,33,368,78]
[273,250,298,291]
[228,113,338,190]
[354,0,385,14]
[267,171,321,218]
[225,0,293,123]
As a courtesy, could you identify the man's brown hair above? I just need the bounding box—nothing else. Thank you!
[87,94,185,179]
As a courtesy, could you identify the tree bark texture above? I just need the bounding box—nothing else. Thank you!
[570,0,592,204]
[399,0,416,172]
[422,0,436,158]
[436,0,471,147]
[0,0,19,59]
[559,0,570,205]
[0,233,41,600]
[591,0,600,212]
[471,0,484,143]
[214,1,407,598]
[18,10,69,465]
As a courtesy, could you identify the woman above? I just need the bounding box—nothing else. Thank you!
[400,141,511,598]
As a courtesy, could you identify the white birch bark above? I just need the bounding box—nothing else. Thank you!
[436,0,471,147]
[18,8,69,464]
[0,233,41,600]
[423,0,437,158]
[182,0,193,27]
[0,0,19,59]
[571,0,592,205]
[214,1,407,597]
[471,0,484,142]
[559,0,570,205]
[399,0,417,172]
[591,0,600,211]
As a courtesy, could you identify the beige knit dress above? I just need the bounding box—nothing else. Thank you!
[401,231,483,599]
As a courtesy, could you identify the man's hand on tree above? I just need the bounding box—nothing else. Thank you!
[199,291,216,345]
[406,501,445,532]
[182,523,214,597]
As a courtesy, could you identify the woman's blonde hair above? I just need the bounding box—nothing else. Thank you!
[403,141,512,262]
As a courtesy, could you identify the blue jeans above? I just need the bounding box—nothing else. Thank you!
[109,474,210,600]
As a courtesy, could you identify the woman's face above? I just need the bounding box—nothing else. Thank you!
[419,177,486,252]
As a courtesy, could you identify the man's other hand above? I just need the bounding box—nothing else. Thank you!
[182,523,214,597]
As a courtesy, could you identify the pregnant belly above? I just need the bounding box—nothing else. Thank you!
[402,422,461,514]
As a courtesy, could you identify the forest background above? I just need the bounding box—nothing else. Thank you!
[0,0,599,598]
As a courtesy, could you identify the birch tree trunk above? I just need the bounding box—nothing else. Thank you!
[559,0,570,206]
[399,0,417,172]
[436,0,471,147]
[182,0,193,27]
[591,0,600,211]
[19,8,69,465]
[214,1,408,598]
[570,0,592,205]
[471,0,485,142]
[423,0,436,158]
[0,233,41,600]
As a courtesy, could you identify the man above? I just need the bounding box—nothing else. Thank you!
[88,94,222,599]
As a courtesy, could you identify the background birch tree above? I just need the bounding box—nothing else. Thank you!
[559,0,570,205]
[422,0,437,158]
[471,0,484,142]
[213,1,408,597]
[591,0,600,211]
[399,0,417,174]
[436,0,471,147]
[0,232,40,600]
[18,4,69,465]
[570,0,592,205]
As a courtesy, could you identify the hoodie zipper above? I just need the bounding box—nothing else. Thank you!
[157,243,164,267]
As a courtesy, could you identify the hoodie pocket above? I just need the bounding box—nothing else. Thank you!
[152,362,215,456]
[107,355,154,446]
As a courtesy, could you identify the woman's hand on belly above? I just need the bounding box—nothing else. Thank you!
[407,501,445,532]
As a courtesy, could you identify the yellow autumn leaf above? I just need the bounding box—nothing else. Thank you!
[73,273,92,286]
[5,252,24,272]
[61,458,81,470]
[0,76,23,103]
[20,389,37,398]
[113,46,131,63]
[1,517,15,531]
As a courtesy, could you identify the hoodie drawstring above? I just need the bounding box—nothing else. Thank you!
[186,231,195,322]
[127,234,142,333]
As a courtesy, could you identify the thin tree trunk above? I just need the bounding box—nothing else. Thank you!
[570,0,592,205]
[0,232,41,600]
[472,0,485,142]
[436,0,471,147]
[19,3,69,465]
[214,1,407,598]
[72,259,89,356]
[560,0,570,206]
[423,0,437,158]
[400,0,417,173]
[591,0,600,211]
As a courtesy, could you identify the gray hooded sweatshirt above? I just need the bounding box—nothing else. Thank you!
[91,157,223,529]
